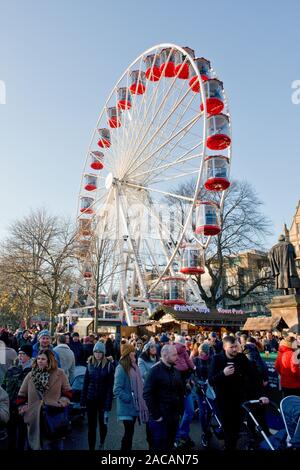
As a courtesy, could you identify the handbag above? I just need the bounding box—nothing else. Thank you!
[41,404,70,440]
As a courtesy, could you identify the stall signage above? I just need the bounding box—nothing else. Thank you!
[174,304,244,315]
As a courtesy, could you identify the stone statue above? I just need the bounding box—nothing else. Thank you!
[268,234,300,295]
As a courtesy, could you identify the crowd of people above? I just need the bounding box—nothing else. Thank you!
[1,324,300,451]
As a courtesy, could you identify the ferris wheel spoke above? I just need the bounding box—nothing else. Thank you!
[126,112,202,178]
[124,182,194,203]
[124,86,194,178]
[147,169,200,185]
[130,149,204,181]
[123,60,189,173]
[147,92,201,171]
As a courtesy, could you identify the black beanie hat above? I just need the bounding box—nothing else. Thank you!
[18,344,33,358]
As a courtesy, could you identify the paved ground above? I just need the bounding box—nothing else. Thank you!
[64,399,224,451]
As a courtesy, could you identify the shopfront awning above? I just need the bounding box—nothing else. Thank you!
[242,316,288,331]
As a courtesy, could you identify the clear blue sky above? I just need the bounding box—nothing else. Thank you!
[0,0,299,248]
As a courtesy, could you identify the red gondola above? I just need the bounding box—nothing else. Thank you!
[117,87,132,110]
[90,151,104,171]
[195,201,221,236]
[144,54,161,81]
[130,70,146,95]
[204,156,230,191]
[97,128,111,148]
[80,197,95,214]
[188,57,211,93]
[180,244,205,275]
[107,107,121,128]
[162,276,186,305]
[175,46,195,79]
[200,79,224,115]
[206,114,231,151]
[84,174,97,191]
[160,48,176,78]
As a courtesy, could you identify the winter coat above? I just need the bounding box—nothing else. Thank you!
[0,386,9,425]
[53,344,75,382]
[17,368,71,450]
[138,352,158,383]
[243,343,268,380]
[263,338,279,352]
[2,360,32,408]
[193,356,210,382]
[143,361,185,422]
[113,364,139,418]
[275,345,300,389]
[0,346,17,386]
[208,351,257,409]
[81,358,114,410]
[174,343,195,372]
[69,341,85,366]
[32,343,61,367]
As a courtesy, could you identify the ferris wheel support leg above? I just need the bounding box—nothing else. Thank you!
[118,188,147,299]
[115,186,132,326]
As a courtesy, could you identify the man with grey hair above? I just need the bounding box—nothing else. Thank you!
[143,344,185,451]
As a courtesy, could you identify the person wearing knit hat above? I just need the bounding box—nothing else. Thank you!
[157,334,170,358]
[93,341,106,355]
[120,342,135,359]
[113,340,149,451]
[32,329,61,367]
[81,338,114,450]
[159,334,169,344]
[37,329,51,340]
[18,344,33,358]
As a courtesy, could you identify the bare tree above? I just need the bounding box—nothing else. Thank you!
[0,209,77,333]
[75,234,120,331]
[165,179,273,311]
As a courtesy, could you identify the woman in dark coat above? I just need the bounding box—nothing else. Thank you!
[80,341,114,450]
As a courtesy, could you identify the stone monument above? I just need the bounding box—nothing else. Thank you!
[268,234,300,332]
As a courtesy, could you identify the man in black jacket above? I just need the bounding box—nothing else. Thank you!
[69,332,85,366]
[208,335,269,450]
[143,344,185,451]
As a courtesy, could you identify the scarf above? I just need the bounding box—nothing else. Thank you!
[31,367,50,395]
[129,362,149,424]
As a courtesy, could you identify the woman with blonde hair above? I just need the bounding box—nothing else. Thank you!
[17,349,72,450]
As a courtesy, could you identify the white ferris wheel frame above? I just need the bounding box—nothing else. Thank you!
[76,43,232,325]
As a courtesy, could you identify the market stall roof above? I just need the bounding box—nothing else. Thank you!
[73,318,94,336]
[242,316,288,331]
[151,305,247,327]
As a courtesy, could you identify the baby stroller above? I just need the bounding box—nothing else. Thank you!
[69,365,86,421]
[280,395,300,449]
[195,379,224,446]
[241,399,286,450]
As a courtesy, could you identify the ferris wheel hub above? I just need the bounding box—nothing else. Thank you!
[105,172,114,190]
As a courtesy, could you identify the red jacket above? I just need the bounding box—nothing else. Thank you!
[174,343,195,372]
[275,345,300,389]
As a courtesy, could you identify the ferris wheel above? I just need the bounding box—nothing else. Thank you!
[76,43,232,326]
